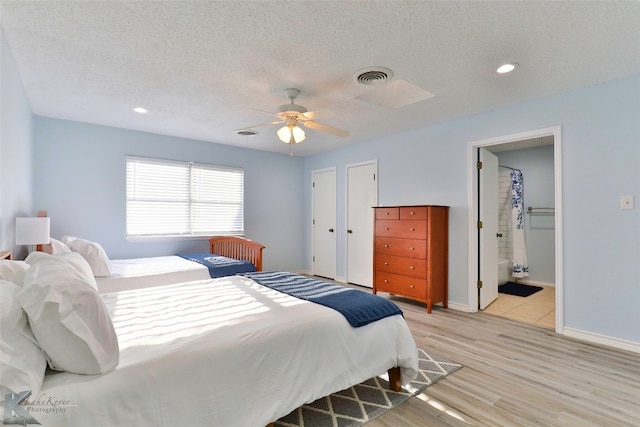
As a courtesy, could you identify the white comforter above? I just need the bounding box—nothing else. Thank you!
[96,255,210,293]
[28,275,419,427]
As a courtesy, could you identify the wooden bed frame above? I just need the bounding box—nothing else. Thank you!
[209,236,265,271]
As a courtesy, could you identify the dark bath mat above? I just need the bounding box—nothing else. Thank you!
[498,282,543,297]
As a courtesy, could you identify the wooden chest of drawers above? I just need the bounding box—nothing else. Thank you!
[373,205,449,313]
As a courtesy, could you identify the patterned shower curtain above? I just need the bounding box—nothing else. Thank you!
[511,170,529,278]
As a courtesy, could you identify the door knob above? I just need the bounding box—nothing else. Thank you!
[329,228,334,232]
[347,229,353,234]
[496,233,503,238]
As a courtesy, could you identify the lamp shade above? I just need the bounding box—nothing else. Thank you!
[277,125,305,143]
[15,217,50,245]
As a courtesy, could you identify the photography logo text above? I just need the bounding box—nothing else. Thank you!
[3,391,76,425]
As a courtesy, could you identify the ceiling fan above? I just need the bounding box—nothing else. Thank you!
[235,88,349,146]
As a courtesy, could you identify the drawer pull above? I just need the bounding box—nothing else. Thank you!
[384,279,389,283]
[384,244,389,248]
[409,285,415,288]
[385,212,390,215]
[410,266,415,270]
[385,227,390,230]
[410,211,415,215]
[410,228,415,231]
[409,247,414,250]
[384,262,389,266]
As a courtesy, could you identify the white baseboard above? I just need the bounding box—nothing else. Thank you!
[446,301,471,312]
[563,327,640,353]
[298,271,348,284]
[518,279,554,287]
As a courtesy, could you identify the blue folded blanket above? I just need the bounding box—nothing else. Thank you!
[240,271,402,327]
[177,253,256,278]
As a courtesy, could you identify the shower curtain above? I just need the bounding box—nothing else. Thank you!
[511,170,529,278]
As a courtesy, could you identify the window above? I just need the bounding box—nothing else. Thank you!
[126,156,244,238]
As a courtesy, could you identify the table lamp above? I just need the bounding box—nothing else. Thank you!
[16,217,50,254]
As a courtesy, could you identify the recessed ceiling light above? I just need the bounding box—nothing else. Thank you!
[133,107,148,113]
[496,63,519,74]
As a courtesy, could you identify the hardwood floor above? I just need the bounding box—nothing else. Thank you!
[339,282,640,426]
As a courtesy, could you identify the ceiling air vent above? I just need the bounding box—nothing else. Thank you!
[353,67,393,85]
[235,129,258,136]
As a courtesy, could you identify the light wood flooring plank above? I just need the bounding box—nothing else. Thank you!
[332,282,640,427]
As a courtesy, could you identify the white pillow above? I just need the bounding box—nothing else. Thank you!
[0,280,47,397]
[50,237,72,255]
[60,235,77,246]
[17,253,119,375]
[25,251,97,291]
[0,260,29,286]
[66,237,111,277]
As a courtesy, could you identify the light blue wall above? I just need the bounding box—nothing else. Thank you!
[9,16,640,344]
[498,145,555,285]
[0,30,33,258]
[33,118,305,271]
[304,75,640,343]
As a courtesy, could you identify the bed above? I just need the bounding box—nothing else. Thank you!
[42,233,265,293]
[2,257,419,427]
[94,236,265,293]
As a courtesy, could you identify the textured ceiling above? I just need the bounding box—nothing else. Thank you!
[2,1,639,156]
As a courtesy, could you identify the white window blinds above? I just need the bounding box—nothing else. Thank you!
[126,156,244,237]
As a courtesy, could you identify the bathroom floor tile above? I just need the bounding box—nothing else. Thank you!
[484,284,555,329]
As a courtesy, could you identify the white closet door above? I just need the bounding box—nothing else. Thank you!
[346,161,377,287]
[312,168,336,279]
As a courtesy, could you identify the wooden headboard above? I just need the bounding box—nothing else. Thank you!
[209,236,265,272]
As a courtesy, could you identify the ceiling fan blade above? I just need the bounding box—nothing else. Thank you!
[302,121,349,137]
[247,107,281,118]
[301,108,336,121]
[233,120,283,132]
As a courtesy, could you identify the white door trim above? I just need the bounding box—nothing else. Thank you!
[467,126,564,334]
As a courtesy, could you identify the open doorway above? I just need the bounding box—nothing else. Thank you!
[467,126,564,333]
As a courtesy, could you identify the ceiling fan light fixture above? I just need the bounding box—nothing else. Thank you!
[277,124,305,143]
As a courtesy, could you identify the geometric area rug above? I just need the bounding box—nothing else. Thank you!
[275,349,463,427]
